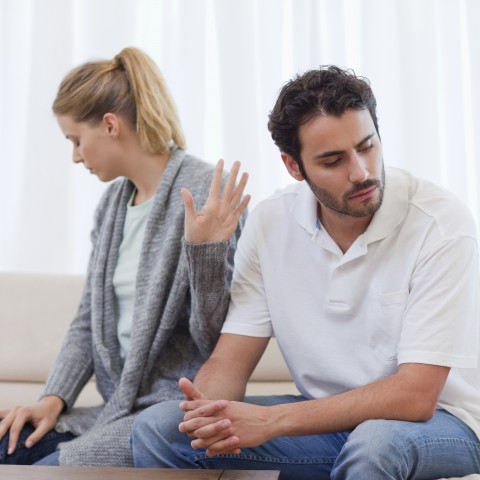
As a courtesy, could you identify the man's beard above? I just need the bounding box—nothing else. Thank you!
[305,165,385,218]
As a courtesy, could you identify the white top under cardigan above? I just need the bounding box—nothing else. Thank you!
[113,191,154,365]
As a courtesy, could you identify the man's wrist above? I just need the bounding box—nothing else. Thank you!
[267,403,301,439]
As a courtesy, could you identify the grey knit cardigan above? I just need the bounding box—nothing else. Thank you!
[42,148,245,466]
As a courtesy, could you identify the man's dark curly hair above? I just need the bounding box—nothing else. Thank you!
[267,66,379,163]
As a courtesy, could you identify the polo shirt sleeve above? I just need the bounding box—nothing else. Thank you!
[398,235,480,368]
[221,208,273,338]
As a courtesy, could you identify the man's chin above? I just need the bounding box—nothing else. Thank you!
[344,199,383,218]
[348,188,384,217]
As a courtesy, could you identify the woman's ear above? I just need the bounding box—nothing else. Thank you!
[102,113,120,138]
[281,153,305,181]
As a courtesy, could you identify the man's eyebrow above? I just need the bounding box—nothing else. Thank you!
[355,132,375,148]
[313,148,345,160]
[313,132,376,160]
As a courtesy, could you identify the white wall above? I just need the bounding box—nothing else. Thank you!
[0,0,479,273]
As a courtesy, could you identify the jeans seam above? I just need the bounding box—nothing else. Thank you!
[415,437,480,448]
[406,433,480,478]
[190,452,337,465]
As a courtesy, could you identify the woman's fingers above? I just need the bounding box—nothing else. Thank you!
[220,160,241,201]
[7,409,29,454]
[25,419,53,449]
[208,159,225,199]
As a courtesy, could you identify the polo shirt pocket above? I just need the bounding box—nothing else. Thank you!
[367,289,408,361]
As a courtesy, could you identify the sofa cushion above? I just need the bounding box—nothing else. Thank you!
[0,272,101,407]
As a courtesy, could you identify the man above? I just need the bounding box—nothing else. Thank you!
[131,66,480,479]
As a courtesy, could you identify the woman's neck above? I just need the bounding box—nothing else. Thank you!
[128,150,171,205]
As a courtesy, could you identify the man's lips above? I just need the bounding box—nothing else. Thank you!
[349,186,377,201]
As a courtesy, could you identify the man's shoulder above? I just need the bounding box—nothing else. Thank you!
[247,182,305,223]
[255,182,305,208]
[388,166,463,204]
[389,167,477,238]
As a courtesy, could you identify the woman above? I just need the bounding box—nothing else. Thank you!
[0,47,249,466]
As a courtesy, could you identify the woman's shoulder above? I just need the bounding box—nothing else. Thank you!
[179,151,216,174]
[176,151,217,190]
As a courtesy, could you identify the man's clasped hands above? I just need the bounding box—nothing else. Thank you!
[177,377,272,457]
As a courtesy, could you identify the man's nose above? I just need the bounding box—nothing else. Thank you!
[348,154,369,183]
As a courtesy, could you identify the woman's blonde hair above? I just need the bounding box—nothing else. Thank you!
[52,47,185,154]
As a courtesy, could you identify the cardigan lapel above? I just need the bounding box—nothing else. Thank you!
[91,179,134,386]
[117,148,187,407]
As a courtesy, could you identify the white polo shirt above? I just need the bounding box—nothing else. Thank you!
[222,167,480,436]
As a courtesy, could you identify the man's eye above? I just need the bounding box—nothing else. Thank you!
[325,158,341,167]
[359,143,374,153]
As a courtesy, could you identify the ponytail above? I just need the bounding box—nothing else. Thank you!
[52,47,186,154]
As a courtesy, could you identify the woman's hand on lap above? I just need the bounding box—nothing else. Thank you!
[0,395,64,454]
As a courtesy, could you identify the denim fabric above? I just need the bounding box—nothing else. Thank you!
[131,395,480,480]
[0,423,74,465]
[33,450,61,466]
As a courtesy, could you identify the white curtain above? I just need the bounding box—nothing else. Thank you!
[1,0,479,274]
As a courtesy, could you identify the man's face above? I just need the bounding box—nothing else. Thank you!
[284,109,385,219]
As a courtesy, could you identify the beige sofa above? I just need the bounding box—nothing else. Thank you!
[0,271,297,410]
[0,272,476,480]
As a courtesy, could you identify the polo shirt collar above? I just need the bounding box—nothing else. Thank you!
[291,181,319,236]
[365,166,409,244]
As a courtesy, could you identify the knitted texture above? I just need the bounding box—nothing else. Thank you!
[42,148,245,466]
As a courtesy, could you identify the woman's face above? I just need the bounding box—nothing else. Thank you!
[56,114,122,182]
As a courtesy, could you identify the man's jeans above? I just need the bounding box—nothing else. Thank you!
[131,395,480,480]
[0,423,74,465]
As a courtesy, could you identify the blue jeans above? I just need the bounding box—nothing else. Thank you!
[0,423,74,465]
[131,395,480,479]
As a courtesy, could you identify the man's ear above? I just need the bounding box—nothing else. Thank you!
[102,112,120,138]
[281,153,305,181]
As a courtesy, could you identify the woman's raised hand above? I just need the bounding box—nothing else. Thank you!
[182,160,250,244]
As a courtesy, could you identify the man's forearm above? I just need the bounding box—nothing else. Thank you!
[192,334,270,401]
[194,356,248,401]
[266,363,450,439]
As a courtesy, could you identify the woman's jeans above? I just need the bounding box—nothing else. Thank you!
[0,423,74,465]
[131,395,480,480]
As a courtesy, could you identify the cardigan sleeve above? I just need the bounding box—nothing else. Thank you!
[184,211,246,358]
[41,188,112,409]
